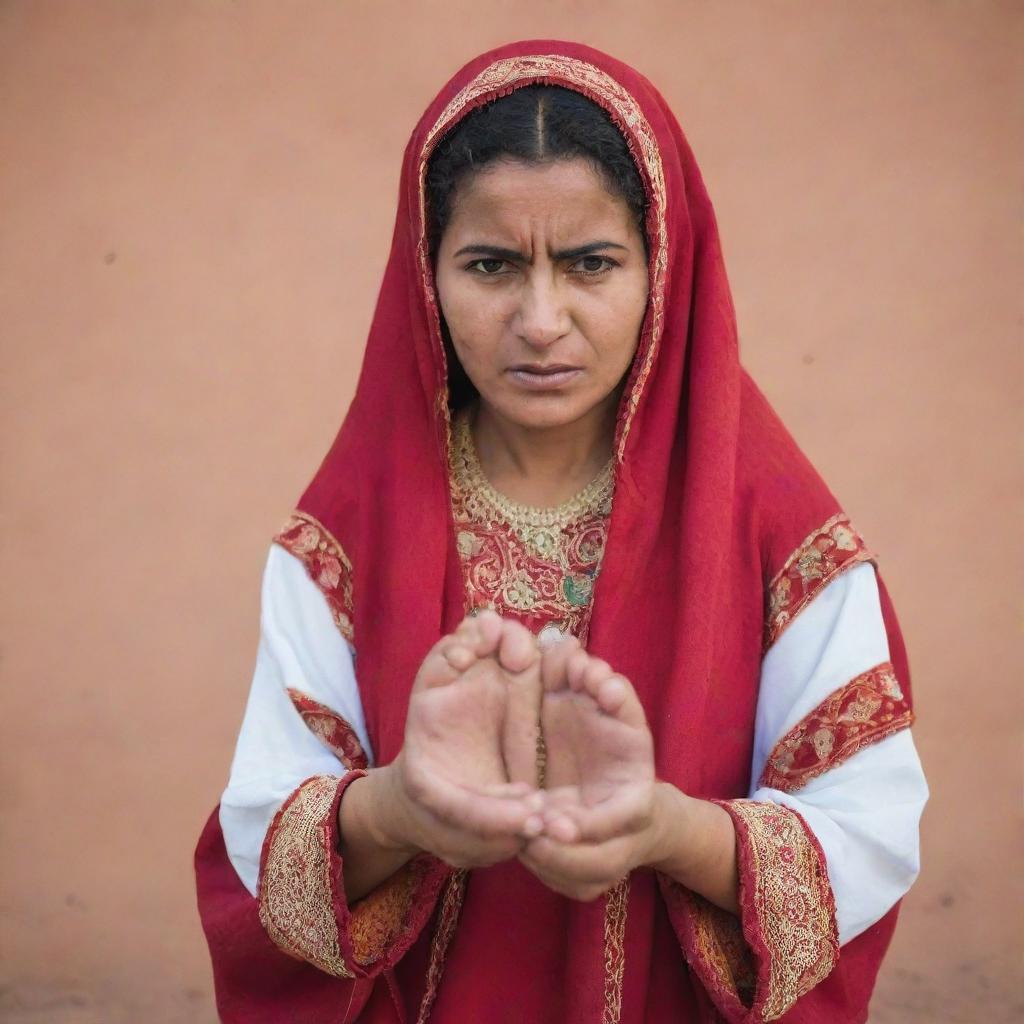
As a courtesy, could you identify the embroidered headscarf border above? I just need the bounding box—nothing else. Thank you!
[414,54,670,464]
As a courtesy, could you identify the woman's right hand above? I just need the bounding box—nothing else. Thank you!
[370,610,547,870]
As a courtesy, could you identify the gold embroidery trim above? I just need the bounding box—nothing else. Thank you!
[448,411,611,639]
[726,800,838,1020]
[286,687,369,770]
[759,661,914,793]
[415,54,669,465]
[348,860,426,967]
[451,412,615,531]
[764,513,875,651]
[602,876,630,1024]
[415,869,467,1024]
[274,510,356,643]
[258,775,352,978]
[688,893,757,1007]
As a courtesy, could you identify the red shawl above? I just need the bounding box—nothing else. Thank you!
[196,38,913,1023]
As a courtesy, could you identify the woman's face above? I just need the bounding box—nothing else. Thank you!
[434,157,649,433]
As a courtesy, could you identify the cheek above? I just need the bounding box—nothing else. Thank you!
[593,279,648,374]
[439,282,503,377]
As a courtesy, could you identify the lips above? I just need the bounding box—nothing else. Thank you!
[511,363,578,375]
[507,364,583,391]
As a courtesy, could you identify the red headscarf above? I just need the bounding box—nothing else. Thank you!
[196,38,911,1023]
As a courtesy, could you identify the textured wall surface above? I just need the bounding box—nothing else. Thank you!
[1,2,1020,1021]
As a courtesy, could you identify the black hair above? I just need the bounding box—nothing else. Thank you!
[425,84,649,261]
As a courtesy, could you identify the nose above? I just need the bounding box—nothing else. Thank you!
[515,273,571,350]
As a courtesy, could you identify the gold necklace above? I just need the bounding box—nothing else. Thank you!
[449,413,614,559]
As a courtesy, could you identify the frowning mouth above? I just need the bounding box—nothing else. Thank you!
[506,364,583,390]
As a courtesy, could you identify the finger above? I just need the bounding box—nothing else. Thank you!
[516,852,609,902]
[454,616,483,648]
[581,656,614,697]
[566,649,591,692]
[498,619,540,675]
[596,674,647,729]
[413,649,460,691]
[413,774,544,839]
[543,811,580,844]
[540,785,586,811]
[540,635,580,693]
[476,780,535,798]
[522,834,628,887]
[470,608,503,656]
[543,788,653,845]
[443,642,476,672]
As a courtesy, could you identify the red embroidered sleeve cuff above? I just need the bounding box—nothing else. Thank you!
[256,771,451,979]
[658,800,838,1022]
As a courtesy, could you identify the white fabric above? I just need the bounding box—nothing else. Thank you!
[751,731,926,944]
[219,544,374,895]
[750,561,927,944]
[220,547,927,941]
[752,562,890,782]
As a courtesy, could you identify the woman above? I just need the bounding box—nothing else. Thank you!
[195,38,927,1023]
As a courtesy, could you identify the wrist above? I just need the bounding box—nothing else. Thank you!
[643,787,740,913]
[643,781,692,873]
[345,764,421,859]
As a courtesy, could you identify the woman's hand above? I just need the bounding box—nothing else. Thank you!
[516,637,659,899]
[515,636,739,912]
[382,610,546,869]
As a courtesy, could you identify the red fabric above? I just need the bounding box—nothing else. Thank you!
[195,38,913,1022]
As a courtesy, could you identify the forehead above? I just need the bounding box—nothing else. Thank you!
[446,158,636,238]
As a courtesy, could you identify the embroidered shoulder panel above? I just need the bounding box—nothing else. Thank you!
[274,511,355,644]
[764,513,875,651]
[257,774,351,978]
[448,414,612,642]
[759,661,913,793]
[286,687,368,770]
[719,800,838,1021]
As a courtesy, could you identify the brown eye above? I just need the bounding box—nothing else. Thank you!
[572,255,615,275]
[469,258,508,275]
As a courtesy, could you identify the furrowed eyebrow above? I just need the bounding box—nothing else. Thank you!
[452,240,628,261]
[552,240,622,262]
[454,242,524,260]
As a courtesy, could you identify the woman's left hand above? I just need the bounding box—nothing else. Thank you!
[517,637,661,901]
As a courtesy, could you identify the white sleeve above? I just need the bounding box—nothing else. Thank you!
[219,544,374,896]
[749,561,929,945]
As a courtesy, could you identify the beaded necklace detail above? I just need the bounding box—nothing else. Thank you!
[448,411,614,642]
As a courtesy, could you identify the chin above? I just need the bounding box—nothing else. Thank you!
[486,390,606,432]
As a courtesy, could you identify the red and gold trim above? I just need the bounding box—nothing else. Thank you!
[764,513,875,651]
[258,772,449,981]
[257,774,356,978]
[602,876,630,1024]
[719,800,838,1021]
[657,878,756,1016]
[448,411,611,642]
[415,54,669,463]
[415,869,467,1024]
[348,859,435,967]
[286,688,368,770]
[274,511,355,643]
[759,661,913,793]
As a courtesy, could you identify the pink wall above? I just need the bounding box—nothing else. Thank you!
[1,3,1020,1021]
